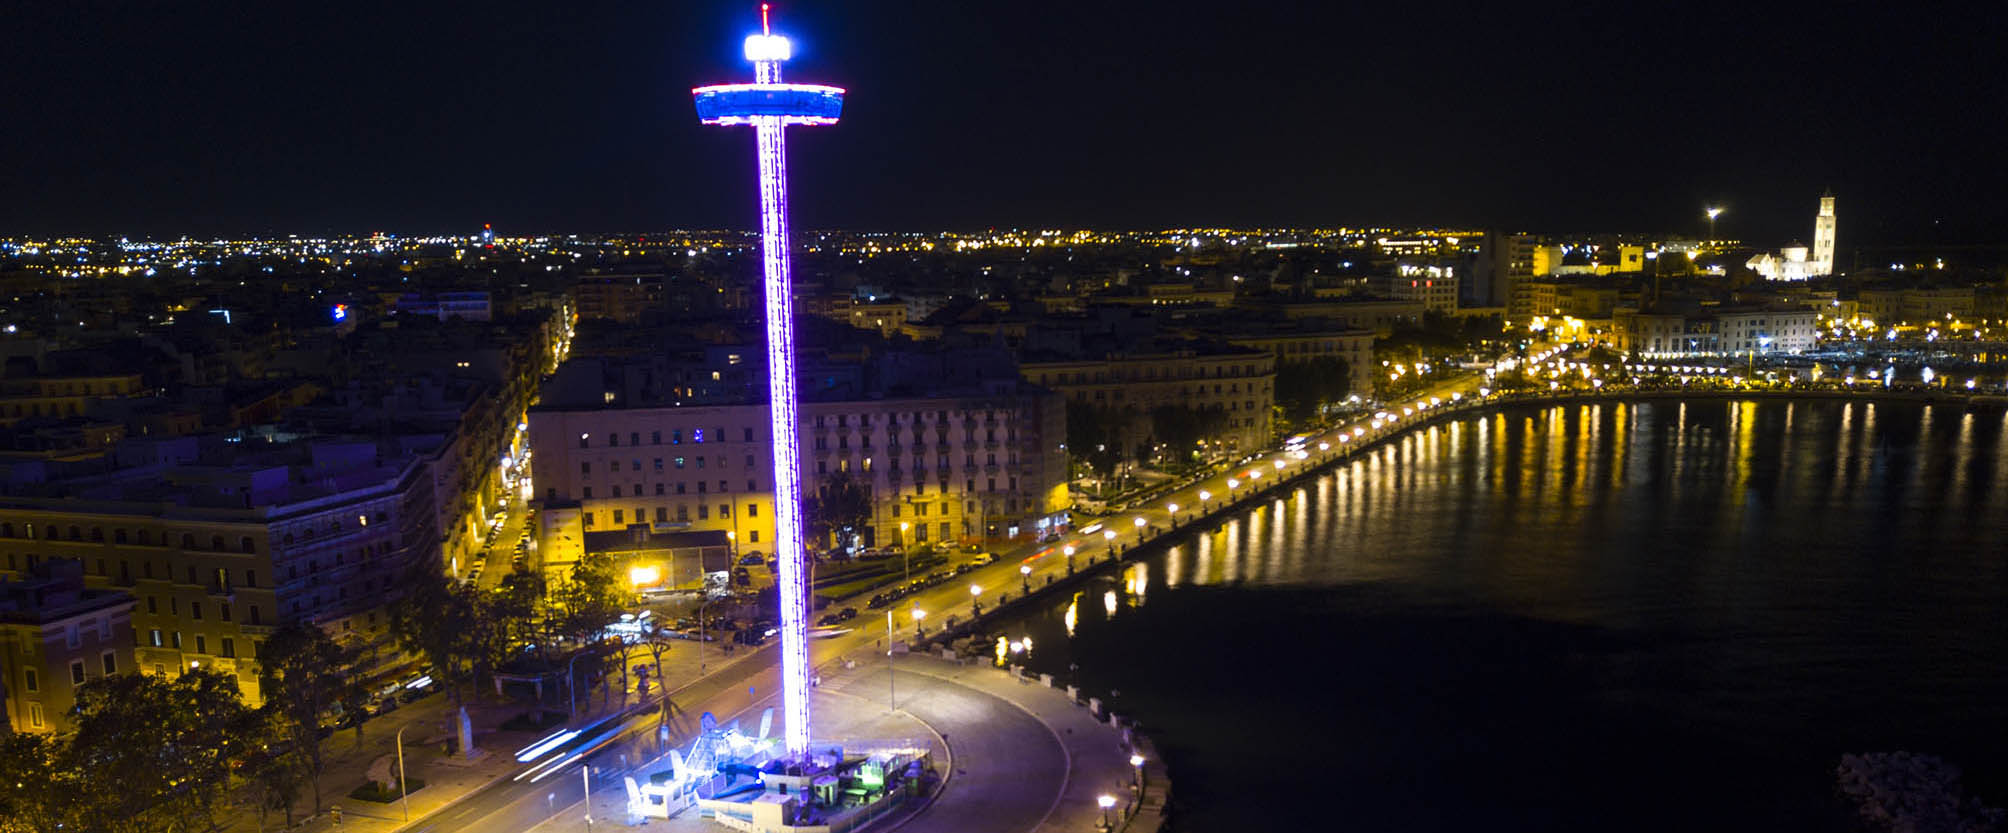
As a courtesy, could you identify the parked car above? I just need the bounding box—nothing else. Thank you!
[971,552,997,566]
[837,607,858,621]
[739,553,763,566]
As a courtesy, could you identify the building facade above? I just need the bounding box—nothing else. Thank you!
[527,386,1071,565]
[0,560,135,733]
[1021,346,1275,453]
[0,438,443,705]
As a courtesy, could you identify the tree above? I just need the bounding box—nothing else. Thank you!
[257,623,361,814]
[552,555,632,706]
[237,707,309,829]
[804,470,872,550]
[1274,357,1352,428]
[1065,400,1125,490]
[1147,405,1231,466]
[0,731,77,833]
[390,576,483,704]
[63,667,252,833]
[492,568,549,659]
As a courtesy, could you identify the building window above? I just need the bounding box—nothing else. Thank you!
[221,638,235,658]
[613,510,624,524]
[608,433,619,447]
[583,512,595,527]
[655,483,665,496]
[698,505,709,520]
[149,629,163,647]
[102,652,116,675]
[27,703,41,729]
[750,530,760,543]
[195,635,206,654]
[70,660,86,686]
[579,434,589,449]
[22,668,36,693]
[748,503,758,517]
[719,504,731,518]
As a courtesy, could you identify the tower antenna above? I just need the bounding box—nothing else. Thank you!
[761,3,771,36]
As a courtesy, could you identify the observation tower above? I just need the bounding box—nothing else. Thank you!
[693,4,843,760]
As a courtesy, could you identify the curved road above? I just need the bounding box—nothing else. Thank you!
[826,665,1067,833]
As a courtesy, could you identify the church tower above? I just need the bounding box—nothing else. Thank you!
[1811,191,1836,276]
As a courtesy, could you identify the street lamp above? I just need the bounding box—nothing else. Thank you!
[1197,489,1210,508]
[1020,563,1032,593]
[396,726,411,821]
[1705,206,1724,245]
[969,583,983,615]
[898,522,911,589]
[1098,793,1118,829]
[1130,753,1146,790]
[1063,543,1077,573]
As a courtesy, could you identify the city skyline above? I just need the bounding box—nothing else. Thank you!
[3,1,2003,244]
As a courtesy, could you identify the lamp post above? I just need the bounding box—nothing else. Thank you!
[1197,490,1210,511]
[1102,529,1116,558]
[887,607,897,711]
[1130,753,1146,791]
[969,583,982,616]
[1165,503,1178,527]
[567,648,592,722]
[395,727,410,821]
[1705,206,1724,246]
[1020,563,1032,593]
[898,521,910,588]
[1132,516,1145,543]
[1063,544,1076,574]
[582,764,593,830]
[1098,794,1117,830]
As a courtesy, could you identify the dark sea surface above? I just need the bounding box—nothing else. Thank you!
[999,399,2008,832]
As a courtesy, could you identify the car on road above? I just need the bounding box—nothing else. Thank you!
[970,552,996,566]
[738,553,763,566]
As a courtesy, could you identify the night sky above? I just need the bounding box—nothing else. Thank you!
[3,0,2002,245]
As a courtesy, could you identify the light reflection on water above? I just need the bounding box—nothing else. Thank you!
[1001,399,2008,832]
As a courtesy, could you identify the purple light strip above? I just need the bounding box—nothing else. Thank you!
[752,55,811,759]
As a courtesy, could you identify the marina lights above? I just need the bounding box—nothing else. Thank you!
[693,3,845,759]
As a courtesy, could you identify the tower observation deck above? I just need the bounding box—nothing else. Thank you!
[693,4,844,760]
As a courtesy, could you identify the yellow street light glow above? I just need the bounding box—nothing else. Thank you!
[628,564,661,587]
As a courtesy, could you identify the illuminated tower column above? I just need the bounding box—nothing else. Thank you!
[1811,192,1837,277]
[693,5,843,759]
